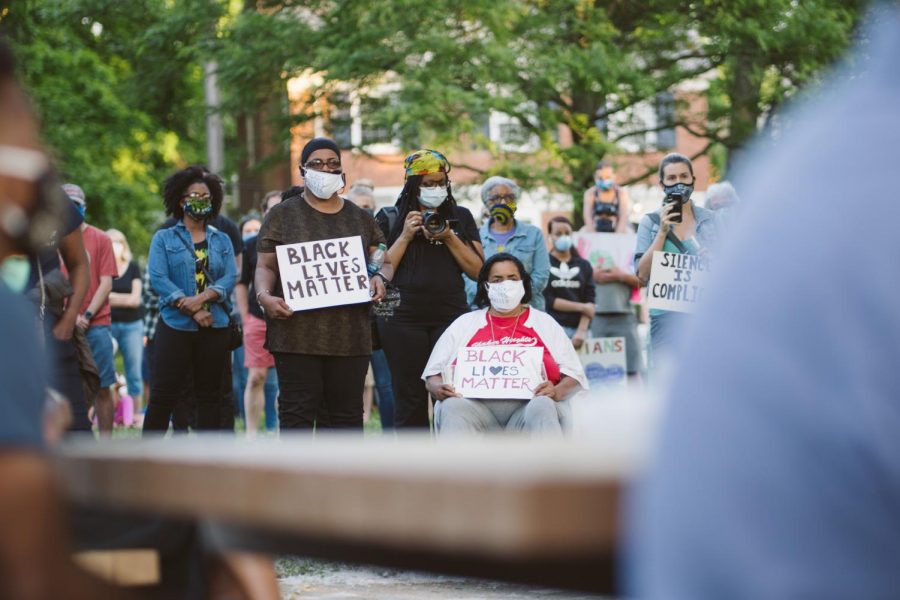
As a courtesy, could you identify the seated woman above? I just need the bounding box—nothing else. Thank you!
[423,253,587,435]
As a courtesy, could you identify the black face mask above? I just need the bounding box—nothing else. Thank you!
[663,182,694,202]
[594,218,616,233]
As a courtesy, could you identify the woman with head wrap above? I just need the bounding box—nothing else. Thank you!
[375,149,483,429]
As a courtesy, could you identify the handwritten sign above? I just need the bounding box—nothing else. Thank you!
[452,346,544,399]
[575,232,637,272]
[578,337,627,388]
[275,236,370,312]
[646,251,709,313]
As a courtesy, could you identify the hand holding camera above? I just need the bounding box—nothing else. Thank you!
[401,210,423,242]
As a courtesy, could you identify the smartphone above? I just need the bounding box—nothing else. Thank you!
[665,192,684,224]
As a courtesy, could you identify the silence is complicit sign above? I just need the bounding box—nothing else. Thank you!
[276,236,370,312]
[646,251,710,313]
[452,346,544,400]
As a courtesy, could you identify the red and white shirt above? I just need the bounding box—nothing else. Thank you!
[423,308,587,390]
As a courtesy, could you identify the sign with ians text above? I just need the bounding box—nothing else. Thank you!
[646,251,710,313]
[453,346,544,400]
[276,236,370,312]
[578,337,627,388]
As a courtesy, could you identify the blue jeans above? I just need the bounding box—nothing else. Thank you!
[371,349,394,430]
[85,324,117,388]
[111,320,144,397]
[232,347,278,430]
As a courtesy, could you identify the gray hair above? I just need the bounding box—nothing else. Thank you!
[706,181,739,208]
[480,176,521,204]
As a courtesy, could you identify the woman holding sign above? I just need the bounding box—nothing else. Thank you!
[144,166,237,432]
[254,138,391,431]
[634,153,718,365]
[374,149,484,429]
[423,253,586,435]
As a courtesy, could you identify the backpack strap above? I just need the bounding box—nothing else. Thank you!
[648,213,689,254]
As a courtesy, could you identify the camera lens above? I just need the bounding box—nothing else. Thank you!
[423,212,447,235]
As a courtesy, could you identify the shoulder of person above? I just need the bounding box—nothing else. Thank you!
[452,204,476,220]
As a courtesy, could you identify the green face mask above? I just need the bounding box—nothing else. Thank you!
[0,255,31,294]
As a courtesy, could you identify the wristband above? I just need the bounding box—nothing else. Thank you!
[256,289,270,303]
[371,272,389,284]
[84,310,93,320]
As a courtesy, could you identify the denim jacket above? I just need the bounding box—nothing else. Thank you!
[147,221,236,332]
[634,203,720,269]
[464,219,551,310]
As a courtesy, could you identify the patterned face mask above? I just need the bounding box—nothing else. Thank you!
[403,149,451,180]
[183,194,213,220]
[489,201,517,225]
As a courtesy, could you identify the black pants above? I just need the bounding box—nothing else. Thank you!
[149,335,235,432]
[377,319,450,429]
[41,313,91,432]
[273,353,369,430]
[144,320,230,433]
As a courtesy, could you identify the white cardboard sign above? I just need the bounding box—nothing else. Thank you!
[646,251,709,313]
[275,236,370,312]
[578,337,627,388]
[452,346,544,400]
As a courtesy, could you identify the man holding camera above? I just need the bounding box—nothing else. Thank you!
[634,153,718,366]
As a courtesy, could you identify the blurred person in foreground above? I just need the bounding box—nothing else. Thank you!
[628,5,900,598]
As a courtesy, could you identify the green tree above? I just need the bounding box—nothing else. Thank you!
[1,0,222,255]
[217,0,866,215]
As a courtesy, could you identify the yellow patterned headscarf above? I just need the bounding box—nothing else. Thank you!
[403,149,451,180]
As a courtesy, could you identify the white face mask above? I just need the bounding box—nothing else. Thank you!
[486,279,525,312]
[304,169,345,200]
[418,186,448,208]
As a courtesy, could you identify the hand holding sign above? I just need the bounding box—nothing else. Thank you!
[452,346,544,400]
[276,236,371,312]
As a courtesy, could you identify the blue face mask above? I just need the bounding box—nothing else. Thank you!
[242,233,257,243]
[73,202,86,218]
[596,179,614,191]
[553,235,573,252]
[0,255,32,294]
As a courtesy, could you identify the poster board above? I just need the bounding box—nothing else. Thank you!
[575,232,637,272]
[646,251,709,313]
[275,236,370,312]
[452,346,544,400]
[578,337,627,388]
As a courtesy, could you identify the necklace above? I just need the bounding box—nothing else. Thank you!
[488,308,524,343]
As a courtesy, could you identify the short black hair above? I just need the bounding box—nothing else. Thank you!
[162,165,224,220]
[595,159,614,171]
[473,252,533,309]
[0,37,16,82]
[658,152,694,182]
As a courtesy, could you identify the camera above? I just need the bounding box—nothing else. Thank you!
[665,192,684,224]
[422,211,458,235]
[593,202,618,232]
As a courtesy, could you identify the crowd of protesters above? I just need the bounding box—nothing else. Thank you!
[4,131,735,438]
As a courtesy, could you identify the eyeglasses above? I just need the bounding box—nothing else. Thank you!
[420,180,446,189]
[183,192,212,201]
[487,193,516,204]
[304,158,342,172]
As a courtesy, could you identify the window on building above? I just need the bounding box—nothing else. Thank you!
[329,92,353,149]
[655,92,676,150]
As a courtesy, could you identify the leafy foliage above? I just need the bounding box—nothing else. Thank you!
[2,0,222,255]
